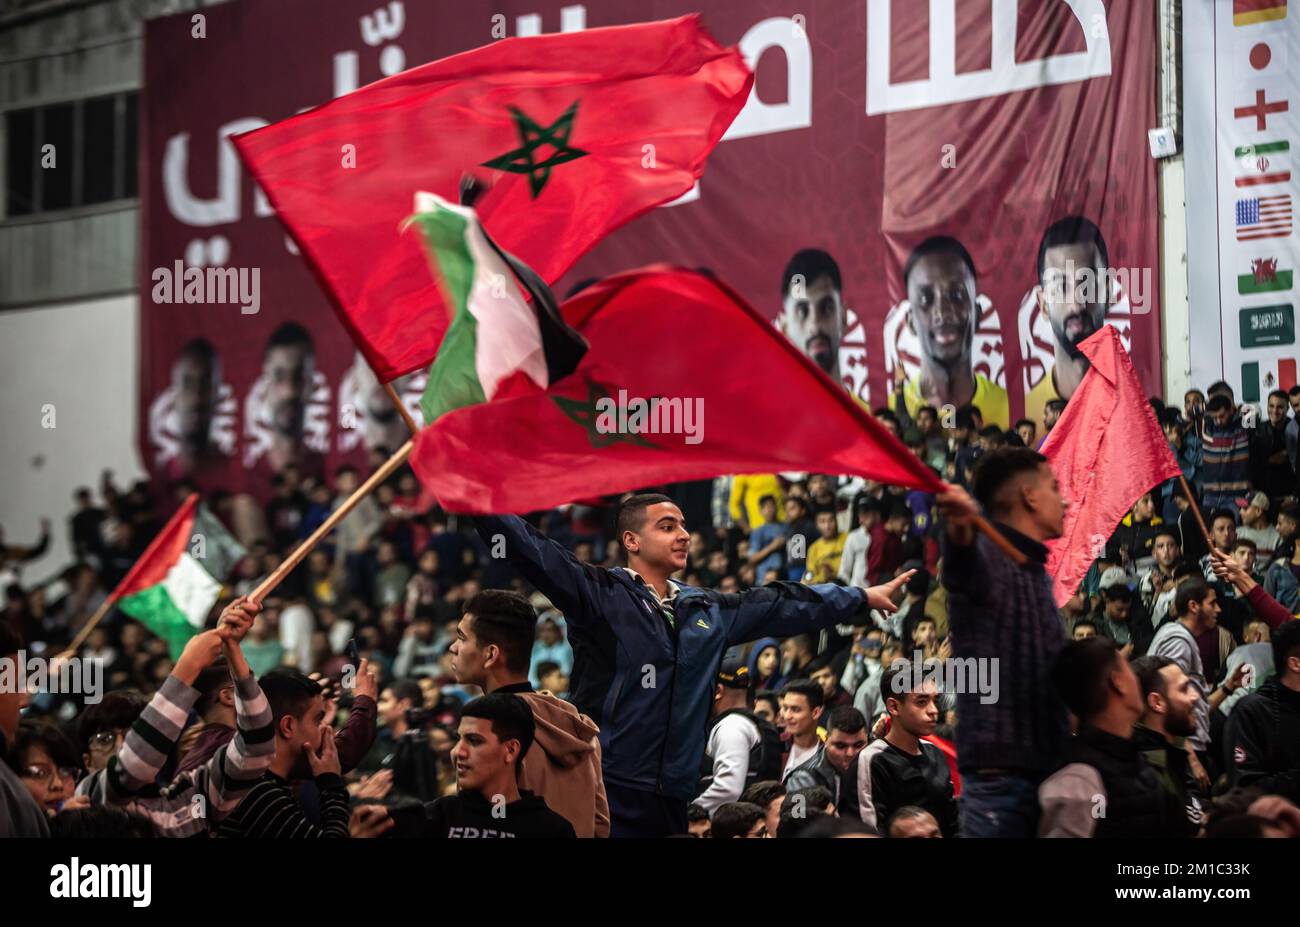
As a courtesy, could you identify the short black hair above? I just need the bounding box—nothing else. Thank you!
[1206,394,1233,414]
[265,321,313,356]
[826,705,866,735]
[1015,418,1036,431]
[259,668,324,726]
[77,690,148,748]
[1233,537,1258,555]
[903,235,978,289]
[1036,215,1109,280]
[1152,526,1180,546]
[0,621,20,659]
[880,662,921,710]
[970,447,1050,516]
[778,787,834,837]
[1045,398,1068,415]
[194,659,234,712]
[463,589,536,676]
[1174,578,1213,618]
[754,690,780,718]
[1131,654,1175,702]
[615,493,677,550]
[686,802,710,823]
[8,719,80,772]
[1268,389,1289,405]
[48,807,155,839]
[779,678,825,711]
[1207,380,1234,399]
[1103,584,1133,603]
[1272,620,1300,676]
[889,805,940,837]
[740,779,786,809]
[1210,508,1238,528]
[460,692,536,775]
[387,678,424,707]
[782,249,842,298]
[711,801,765,838]
[1051,637,1122,721]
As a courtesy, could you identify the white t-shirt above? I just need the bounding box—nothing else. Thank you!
[783,739,820,780]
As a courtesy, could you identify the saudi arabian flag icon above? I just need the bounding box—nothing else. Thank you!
[111,495,245,658]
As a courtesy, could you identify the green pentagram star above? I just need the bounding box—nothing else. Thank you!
[481,102,589,199]
[551,379,657,449]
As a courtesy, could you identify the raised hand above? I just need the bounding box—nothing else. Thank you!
[217,596,261,644]
[307,726,342,778]
[351,657,378,703]
[174,629,226,685]
[866,569,917,614]
[350,804,394,838]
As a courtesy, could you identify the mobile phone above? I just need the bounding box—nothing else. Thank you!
[345,637,360,667]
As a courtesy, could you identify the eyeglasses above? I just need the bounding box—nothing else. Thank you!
[20,765,81,786]
[89,729,125,751]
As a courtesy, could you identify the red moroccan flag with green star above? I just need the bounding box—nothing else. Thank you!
[411,268,947,513]
[232,15,752,383]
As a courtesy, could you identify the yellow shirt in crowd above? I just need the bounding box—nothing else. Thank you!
[729,474,784,528]
[805,534,846,583]
[889,373,1010,430]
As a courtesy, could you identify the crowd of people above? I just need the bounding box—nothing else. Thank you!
[1,376,1299,839]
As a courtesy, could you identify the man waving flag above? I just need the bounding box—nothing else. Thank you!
[233,15,752,382]
[1040,326,1184,604]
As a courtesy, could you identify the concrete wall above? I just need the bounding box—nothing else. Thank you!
[0,294,143,582]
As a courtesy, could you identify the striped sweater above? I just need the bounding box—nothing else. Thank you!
[77,672,275,837]
[215,773,352,838]
[1200,418,1251,503]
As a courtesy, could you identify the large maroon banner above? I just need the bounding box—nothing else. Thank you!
[142,0,1159,498]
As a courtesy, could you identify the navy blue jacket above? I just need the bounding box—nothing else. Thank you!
[477,515,869,800]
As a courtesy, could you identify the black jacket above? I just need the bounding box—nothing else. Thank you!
[423,789,576,838]
[1224,678,1300,802]
[858,738,958,836]
[1133,725,1203,837]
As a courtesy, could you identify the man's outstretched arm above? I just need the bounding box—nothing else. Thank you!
[473,515,601,627]
[724,571,914,643]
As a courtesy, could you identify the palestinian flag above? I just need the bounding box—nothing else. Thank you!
[111,496,245,658]
[406,192,586,423]
[232,15,752,382]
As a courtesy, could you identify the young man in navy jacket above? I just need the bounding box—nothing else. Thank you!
[477,492,912,837]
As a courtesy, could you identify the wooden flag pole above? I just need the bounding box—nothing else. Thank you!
[384,383,421,434]
[249,438,414,604]
[972,513,1028,566]
[59,595,119,659]
[1178,474,1213,548]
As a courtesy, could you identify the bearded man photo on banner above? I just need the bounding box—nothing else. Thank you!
[1023,216,1116,430]
[891,236,1009,430]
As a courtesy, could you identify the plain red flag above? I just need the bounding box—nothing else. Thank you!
[1040,326,1183,605]
[411,268,946,513]
[232,15,752,382]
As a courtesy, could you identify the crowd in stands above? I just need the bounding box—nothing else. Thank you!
[1,378,1298,838]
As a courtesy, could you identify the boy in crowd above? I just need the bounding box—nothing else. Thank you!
[422,693,576,838]
[79,598,275,836]
[857,664,957,836]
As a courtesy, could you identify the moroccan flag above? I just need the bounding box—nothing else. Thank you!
[407,193,586,423]
[1040,327,1183,605]
[110,496,245,658]
[410,268,945,513]
[232,15,752,382]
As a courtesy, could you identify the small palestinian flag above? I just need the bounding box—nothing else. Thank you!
[406,192,587,424]
[111,495,245,658]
